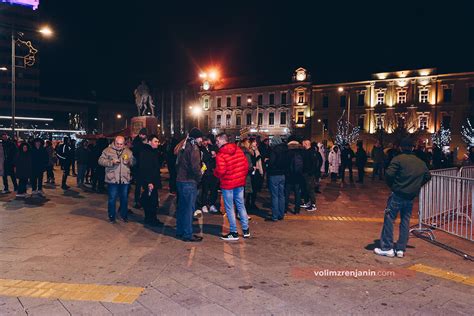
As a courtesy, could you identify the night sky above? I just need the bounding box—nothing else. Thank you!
[37,0,474,101]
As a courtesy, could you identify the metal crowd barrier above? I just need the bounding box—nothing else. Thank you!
[412,174,473,242]
[459,165,474,179]
[429,167,458,176]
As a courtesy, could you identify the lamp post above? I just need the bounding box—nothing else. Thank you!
[318,118,326,142]
[4,24,53,136]
[338,87,351,124]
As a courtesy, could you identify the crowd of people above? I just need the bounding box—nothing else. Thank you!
[1,128,474,248]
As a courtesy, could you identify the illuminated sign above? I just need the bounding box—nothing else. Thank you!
[1,0,39,10]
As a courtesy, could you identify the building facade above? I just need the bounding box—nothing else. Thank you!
[198,68,312,139]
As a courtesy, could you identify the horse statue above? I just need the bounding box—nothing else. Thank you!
[134,81,156,116]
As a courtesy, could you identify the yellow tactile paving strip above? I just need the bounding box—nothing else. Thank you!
[408,264,474,286]
[284,215,387,222]
[0,279,144,304]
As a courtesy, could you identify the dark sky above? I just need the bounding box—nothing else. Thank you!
[37,0,474,101]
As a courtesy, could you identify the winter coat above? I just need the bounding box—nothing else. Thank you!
[371,145,385,164]
[45,145,56,166]
[328,147,341,174]
[267,143,288,176]
[175,139,202,184]
[302,148,321,177]
[30,146,48,174]
[98,145,135,184]
[16,146,32,179]
[318,143,326,173]
[214,143,249,190]
[341,147,355,164]
[0,143,4,177]
[75,146,90,165]
[286,141,305,184]
[2,139,17,173]
[241,147,254,194]
[56,143,73,166]
[139,144,162,188]
[201,144,217,176]
[386,151,431,200]
[355,147,367,167]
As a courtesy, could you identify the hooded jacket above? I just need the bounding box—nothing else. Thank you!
[175,138,202,184]
[328,146,341,173]
[214,142,248,190]
[31,145,48,174]
[98,144,135,184]
[286,141,305,184]
[16,143,32,179]
[267,143,288,176]
[139,144,162,188]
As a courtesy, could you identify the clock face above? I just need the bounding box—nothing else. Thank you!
[296,71,306,81]
[202,81,210,91]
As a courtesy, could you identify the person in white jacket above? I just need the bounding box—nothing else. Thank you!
[328,145,341,182]
[317,143,326,177]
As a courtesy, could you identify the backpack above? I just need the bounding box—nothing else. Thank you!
[290,151,304,175]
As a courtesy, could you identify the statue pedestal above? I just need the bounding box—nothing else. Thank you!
[131,116,158,138]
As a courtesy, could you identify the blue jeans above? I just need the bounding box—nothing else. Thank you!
[176,181,198,239]
[222,186,249,233]
[380,192,414,251]
[107,183,129,220]
[269,175,285,220]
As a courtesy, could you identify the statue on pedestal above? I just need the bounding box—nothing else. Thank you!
[134,81,156,117]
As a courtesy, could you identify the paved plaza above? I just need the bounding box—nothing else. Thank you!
[0,170,473,315]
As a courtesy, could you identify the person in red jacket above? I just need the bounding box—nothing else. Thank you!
[214,133,250,241]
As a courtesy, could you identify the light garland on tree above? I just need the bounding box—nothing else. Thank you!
[431,125,451,147]
[335,113,360,146]
[461,118,474,147]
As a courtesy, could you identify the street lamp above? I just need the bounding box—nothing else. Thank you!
[7,24,54,136]
[338,86,351,123]
[317,118,326,141]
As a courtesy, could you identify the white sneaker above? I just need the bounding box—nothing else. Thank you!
[193,209,202,218]
[302,202,311,209]
[396,250,404,258]
[374,248,395,257]
[202,206,209,213]
[16,193,26,198]
[307,204,317,212]
[209,205,219,213]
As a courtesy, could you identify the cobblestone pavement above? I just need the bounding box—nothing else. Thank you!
[0,169,473,315]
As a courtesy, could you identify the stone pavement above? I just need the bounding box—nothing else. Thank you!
[0,170,473,315]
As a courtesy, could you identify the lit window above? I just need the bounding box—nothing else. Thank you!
[376,115,384,129]
[397,90,407,104]
[297,111,305,124]
[226,114,231,127]
[203,98,210,110]
[377,91,385,105]
[419,115,428,130]
[298,91,305,104]
[419,89,429,103]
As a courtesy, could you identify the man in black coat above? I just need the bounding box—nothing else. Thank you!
[199,136,219,213]
[30,138,48,197]
[340,143,355,183]
[1,132,18,193]
[138,134,163,226]
[355,140,368,183]
[132,128,148,208]
[301,140,321,212]
[56,137,73,190]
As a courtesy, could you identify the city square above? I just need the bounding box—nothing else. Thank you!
[0,1,474,315]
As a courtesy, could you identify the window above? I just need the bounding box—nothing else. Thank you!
[216,115,221,127]
[443,88,452,103]
[419,89,429,103]
[469,87,474,103]
[204,115,209,131]
[281,92,287,104]
[226,96,231,107]
[280,112,287,125]
[226,114,231,127]
[269,112,275,125]
[216,97,222,108]
[298,91,305,104]
[258,113,263,125]
[236,114,241,126]
[377,91,385,105]
[236,96,241,107]
[296,111,305,124]
[357,94,365,107]
[340,95,347,107]
[257,94,263,105]
[203,98,209,110]
[442,116,451,129]
[397,90,407,104]
[246,113,252,125]
[269,93,275,105]
[376,115,384,130]
[358,116,365,131]
[323,95,329,108]
[419,115,428,130]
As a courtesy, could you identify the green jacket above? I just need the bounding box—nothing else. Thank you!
[385,151,431,200]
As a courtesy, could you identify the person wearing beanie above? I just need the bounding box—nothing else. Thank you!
[174,127,204,242]
[374,137,431,258]
[266,135,289,221]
